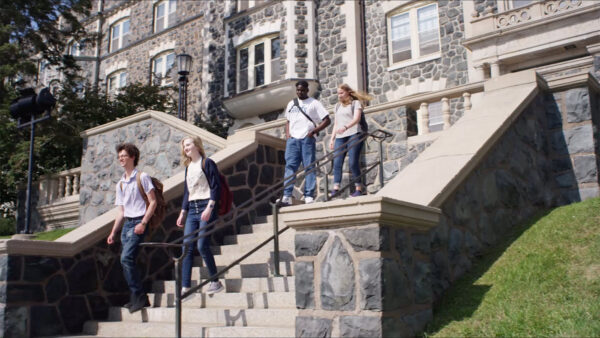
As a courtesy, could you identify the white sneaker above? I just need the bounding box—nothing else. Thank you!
[206,281,224,294]
[277,196,292,206]
[304,196,314,204]
[181,287,195,302]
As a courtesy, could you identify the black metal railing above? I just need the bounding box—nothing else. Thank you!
[140,129,392,337]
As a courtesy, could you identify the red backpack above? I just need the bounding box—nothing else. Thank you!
[201,158,233,216]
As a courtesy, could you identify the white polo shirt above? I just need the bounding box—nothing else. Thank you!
[285,97,329,139]
[115,169,155,218]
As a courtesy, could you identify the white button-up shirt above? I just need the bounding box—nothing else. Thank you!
[115,169,155,218]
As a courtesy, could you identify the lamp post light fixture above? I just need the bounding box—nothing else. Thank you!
[9,87,56,234]
[176,53,192,121]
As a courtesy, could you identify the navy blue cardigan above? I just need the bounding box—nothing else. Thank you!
[181,157,221,211]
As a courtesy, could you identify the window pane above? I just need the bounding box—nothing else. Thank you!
[157,3,165,18]
[255,64,264,87]
[254,43,264,65]
[239,0,249,11]
[122,20,130,34]
[510,0,533,9]
[122,32,129,47]
[169,0,177,13]
[391,13,411,63]
[154,58,163,75]
[166,53,175,71]
[418,4,439,56]
[271,37,280,59]
[239,71,248,91]
[112,25,119,40]
[120,72,127,88]
[239,48,248,70]
[108,76,116,92]
[271,58,280,82]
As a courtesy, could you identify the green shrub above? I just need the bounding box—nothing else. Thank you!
[0,217,16,236]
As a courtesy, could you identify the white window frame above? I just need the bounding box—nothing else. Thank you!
[110,18,131,53]
[154,0,177,33]
[151,51,176,87]
[238,0,269,11]
[387,2,441,70]
[498,0,536,11]
[107,69,128,95]
[236,34,281,93]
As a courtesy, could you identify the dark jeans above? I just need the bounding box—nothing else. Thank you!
[182,199,218,288]
[333,133,363,187]
[120,216,147,297]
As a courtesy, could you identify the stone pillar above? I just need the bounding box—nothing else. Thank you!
[419,103,430,135]
[473,64,486,82]
[490,61,501,78]
[442,98,451,129]
[463,92,472,111]
[586,43,600,81]
[282,196,440,337]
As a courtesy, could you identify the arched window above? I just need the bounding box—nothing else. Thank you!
[237,34,281,93]
[151,50,175,86]
[154,0,177,32]
[68,41,84,56]
[110,18,131,52]
[107,69,128,95]
[387,2,440,67]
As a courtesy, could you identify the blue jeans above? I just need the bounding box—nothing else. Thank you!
[283,136,316,198]
[120,216,147,297]
[333,133,363,187]
[182,199,218,288]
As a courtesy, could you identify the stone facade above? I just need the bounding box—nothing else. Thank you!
[78,118,221,224]
[1,142,285,337]
[363,0,469,105]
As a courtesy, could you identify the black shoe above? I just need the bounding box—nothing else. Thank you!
[123,302,132,309]
[128,294,150,313]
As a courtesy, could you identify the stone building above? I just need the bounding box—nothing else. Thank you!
[7,0,599,336]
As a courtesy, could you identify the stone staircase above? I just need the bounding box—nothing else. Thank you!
[80,216,297,337]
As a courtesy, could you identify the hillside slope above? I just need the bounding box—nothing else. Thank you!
[426,198,600,336]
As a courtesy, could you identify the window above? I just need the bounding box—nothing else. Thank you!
[152,51,175,86]
[110,18,130,52]
[237,35,281,92]
[68,41,83,56]
[504,0,534,10]
[154,0,177,32]
[238,0,269,11]
[107,70,128,95]
[388,3,440,66]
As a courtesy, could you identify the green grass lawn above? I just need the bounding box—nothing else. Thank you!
[425,197,600,337]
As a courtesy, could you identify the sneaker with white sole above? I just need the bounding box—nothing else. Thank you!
[276,195,292,206]
[304,196,314,204]
[206,281,224,294]
[181,287,195,302]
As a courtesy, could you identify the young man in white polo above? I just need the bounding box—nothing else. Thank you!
[280,80,331,204]
[107,143,157,313]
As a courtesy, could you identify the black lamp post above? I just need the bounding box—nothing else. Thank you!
[9,87,56,234]
[176,53,192,121]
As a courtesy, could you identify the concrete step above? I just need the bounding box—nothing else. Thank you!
[223,222,289,245]
[166,260,294,280]
[107,307,297,327]
[82,321,293,337]
[154,276,295,294]
[149,291,295,309]
[216,231,294,256]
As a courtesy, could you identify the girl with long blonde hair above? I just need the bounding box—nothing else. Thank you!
[328,84,372,197]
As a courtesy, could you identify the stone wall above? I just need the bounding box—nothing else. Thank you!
[78,118,221,224]
[294,223,434,337]
[1,143,285,337]
[363,0,469,105]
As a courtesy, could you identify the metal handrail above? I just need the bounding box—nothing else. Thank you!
[140,129,392,337]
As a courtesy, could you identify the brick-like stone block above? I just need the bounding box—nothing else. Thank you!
[296,316,332,338]
[295,261,315,309]
[295,233,328,257]
[340,316,382,337]
[342,226,389,252]
[321,237,355,311]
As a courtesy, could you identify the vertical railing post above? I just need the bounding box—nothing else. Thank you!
[419,102,430,135]
[378,138,385,188]
[442,97,451,130]
[463,92,472,111]
[271,202,281,277]
[174,255,182,338]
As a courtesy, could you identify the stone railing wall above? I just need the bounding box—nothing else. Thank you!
[38,168,81,206]
[79,111,226,225]
[470,0,593,36]
[0,140,286,337]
